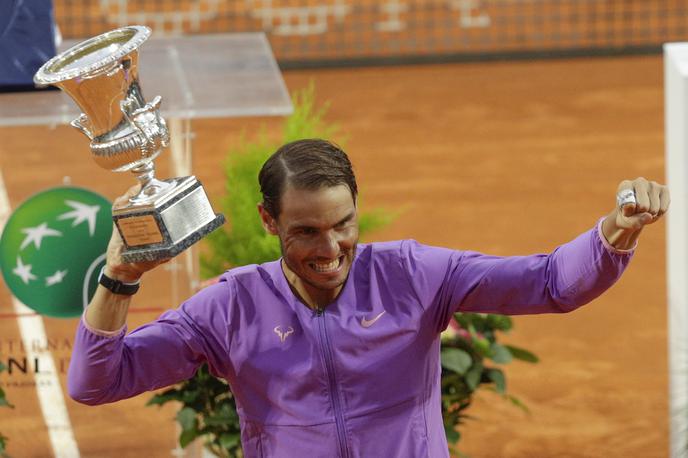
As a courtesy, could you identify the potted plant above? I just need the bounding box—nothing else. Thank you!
[440,314,537,456]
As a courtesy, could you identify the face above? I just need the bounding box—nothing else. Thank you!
[259,184,359,304]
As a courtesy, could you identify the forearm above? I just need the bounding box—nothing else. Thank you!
[454,220,634,315]
[84,266,139,331]
[70,298,221,405]
[601,210,642,250]
[85,285,132,331]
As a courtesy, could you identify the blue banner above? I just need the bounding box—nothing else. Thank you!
[0,0,57,90]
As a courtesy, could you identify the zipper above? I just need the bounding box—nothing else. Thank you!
[316,309,350,458]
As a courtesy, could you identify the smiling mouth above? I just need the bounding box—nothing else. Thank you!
[309,256,344,273]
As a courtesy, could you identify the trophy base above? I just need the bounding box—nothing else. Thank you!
[120,213,224,263]
[113,176,225,263]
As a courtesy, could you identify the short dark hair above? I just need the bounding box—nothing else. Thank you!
[258,138,358,218]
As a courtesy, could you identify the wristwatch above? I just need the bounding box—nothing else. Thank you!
[98,267,140,296]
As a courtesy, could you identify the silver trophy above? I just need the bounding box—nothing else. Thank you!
[34,25,225,262]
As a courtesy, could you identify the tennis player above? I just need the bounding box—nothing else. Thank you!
[69,139,670,458]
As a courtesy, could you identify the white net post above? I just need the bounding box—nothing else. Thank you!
[665,42,688,458]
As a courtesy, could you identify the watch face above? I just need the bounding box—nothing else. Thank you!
[0,187,111,318]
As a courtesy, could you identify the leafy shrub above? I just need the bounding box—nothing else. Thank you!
[440,313,537,453]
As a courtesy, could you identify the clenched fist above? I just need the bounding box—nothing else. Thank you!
[602,177,670,250]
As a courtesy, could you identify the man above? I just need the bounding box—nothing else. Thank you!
[69,139,670,457]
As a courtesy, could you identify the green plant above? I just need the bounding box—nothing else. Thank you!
[0,361,14,457]
[147,364,240,456]
[147,85,538,457]
[440,313,538,455]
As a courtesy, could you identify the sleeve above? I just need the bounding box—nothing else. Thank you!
[400,219,634,333]
[67,277,234,406]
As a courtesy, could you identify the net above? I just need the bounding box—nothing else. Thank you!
[55,0,688,66]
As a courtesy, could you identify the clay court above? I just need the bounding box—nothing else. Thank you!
[0,1,677,457]
[0,53,668,457]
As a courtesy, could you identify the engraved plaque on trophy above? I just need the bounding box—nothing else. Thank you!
[34,26,225,262]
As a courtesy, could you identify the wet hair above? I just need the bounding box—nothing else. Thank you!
[258,138,358,219]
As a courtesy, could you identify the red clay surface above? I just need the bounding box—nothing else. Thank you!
[0,54,668,457]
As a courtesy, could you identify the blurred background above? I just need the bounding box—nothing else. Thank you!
[54,0,685,65]
[0,1,681,457]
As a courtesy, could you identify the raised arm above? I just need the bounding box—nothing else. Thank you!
[68,187,231,405]
[85,187,167,332]
[402,177,669,333]
[69,282,231,405]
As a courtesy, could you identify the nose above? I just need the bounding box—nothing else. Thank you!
[316,230,340,259]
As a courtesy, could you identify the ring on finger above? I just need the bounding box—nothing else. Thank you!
[616,189,636,210]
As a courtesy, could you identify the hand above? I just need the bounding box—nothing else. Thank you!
[602,177,670,250]
[104,185,169,282]
[614,177,670,229]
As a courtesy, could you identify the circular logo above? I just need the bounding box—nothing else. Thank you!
[0,187,111,318]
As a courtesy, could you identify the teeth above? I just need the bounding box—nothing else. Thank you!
[311,258,340,273]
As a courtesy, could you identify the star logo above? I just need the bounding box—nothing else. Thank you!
[19,222,62,250]
[12,256,37,284]
[57,200,100,236]
[45,269,68,287]
[0,187,111,318]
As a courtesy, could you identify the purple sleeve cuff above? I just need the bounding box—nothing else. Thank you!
[81,310,127,338]
[596,217,636,255]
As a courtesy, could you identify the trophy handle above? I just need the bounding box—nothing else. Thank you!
[120,95,170,156]
[118,94,174,205]
[70,114,94,140]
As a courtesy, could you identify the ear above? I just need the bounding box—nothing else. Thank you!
[257,203,279,235]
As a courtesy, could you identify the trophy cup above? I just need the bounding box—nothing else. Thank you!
[34,26,225,262]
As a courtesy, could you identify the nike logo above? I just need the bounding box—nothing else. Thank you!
[361,311,386,328]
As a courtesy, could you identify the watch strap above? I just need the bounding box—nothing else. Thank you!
[98,267,140,296]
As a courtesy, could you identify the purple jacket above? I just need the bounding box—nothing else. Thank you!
[68,222,633,458]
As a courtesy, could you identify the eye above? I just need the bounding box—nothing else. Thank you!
[301,228,317,235]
